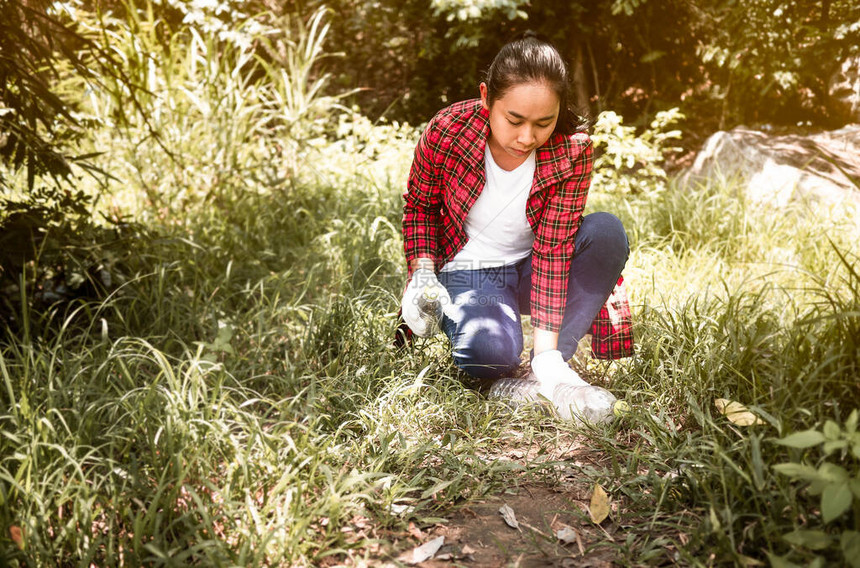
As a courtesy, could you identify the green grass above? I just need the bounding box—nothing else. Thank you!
[3,156,858,565]
[2,5,859,566]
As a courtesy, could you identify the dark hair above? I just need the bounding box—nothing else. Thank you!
[484,32,587,135]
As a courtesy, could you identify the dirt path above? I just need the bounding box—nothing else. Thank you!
[416,484,618,567]
[360,432,658,567]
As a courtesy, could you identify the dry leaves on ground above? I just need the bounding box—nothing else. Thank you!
[499,503,520,530]
[397,536,445,565]
[589,484,610,524]
[715,398,764,426]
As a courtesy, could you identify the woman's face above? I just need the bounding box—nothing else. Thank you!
[480,80,560,170]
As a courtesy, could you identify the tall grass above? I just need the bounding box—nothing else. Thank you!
[2,3,859,565]
[587,179,860,565]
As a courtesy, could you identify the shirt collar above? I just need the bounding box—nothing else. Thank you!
[451,102,489,170]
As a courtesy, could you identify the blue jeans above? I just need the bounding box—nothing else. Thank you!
[437,212,629,379]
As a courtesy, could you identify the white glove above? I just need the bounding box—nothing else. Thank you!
[531,349,588,399]
[401,268,451,337]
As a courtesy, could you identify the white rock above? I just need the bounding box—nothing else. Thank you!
[681,125,860,206]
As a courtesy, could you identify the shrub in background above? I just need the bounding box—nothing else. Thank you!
[591,107,684,196]
[0,2,349,332]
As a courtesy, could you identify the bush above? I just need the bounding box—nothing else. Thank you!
[591,107,684,195]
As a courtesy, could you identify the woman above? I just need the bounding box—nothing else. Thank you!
[400,33,633,402]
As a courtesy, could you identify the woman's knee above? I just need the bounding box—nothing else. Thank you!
[451,329,522,379]
[579,212,629,263]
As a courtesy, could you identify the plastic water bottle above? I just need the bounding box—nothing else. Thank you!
[487,377,543,406]
[488,377,628,424]
[551,383,626,423]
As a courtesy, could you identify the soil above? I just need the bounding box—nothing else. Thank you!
[415,484,618,567]
[332,365,689,567]
[361,431,675,568]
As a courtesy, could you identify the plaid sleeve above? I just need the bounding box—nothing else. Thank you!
[530,139,592,332]
[402,123,443,273]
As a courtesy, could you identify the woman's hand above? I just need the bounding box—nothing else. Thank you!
[531,349,587,398]
[401,268,451,337]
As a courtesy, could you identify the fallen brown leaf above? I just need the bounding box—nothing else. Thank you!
[407,521,424,540]
[499,503,520,530]
[10,525,23,550]
[589,484,610,524]
[715,398,764,426]
[397,536,445,565]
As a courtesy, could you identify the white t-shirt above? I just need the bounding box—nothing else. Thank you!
[441,146,536,272]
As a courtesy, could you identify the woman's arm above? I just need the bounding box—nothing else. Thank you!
[530,136,593,333]
[403,124,444,274]
[533,327,559,355]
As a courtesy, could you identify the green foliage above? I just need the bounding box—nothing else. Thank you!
[0,0,119,188]
[581,169,859,564]
[771,410,860,567]
[430,0,528,46]
[0,0,359,343]
[0,134,521,562]
[0,187,143,332]
[1,1,352,331]
[591,107,683,195]
[312,0,860,135]
[610,0,646,17]
[313,0,516,122]
[0,0,135,313]
[695,0,860,127]
[431,0,529,21]
[84,3,344,214]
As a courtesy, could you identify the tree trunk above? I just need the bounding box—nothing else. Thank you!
[570,42,592,117]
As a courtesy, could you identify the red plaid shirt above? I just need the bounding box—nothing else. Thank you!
[403,99,634,359]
